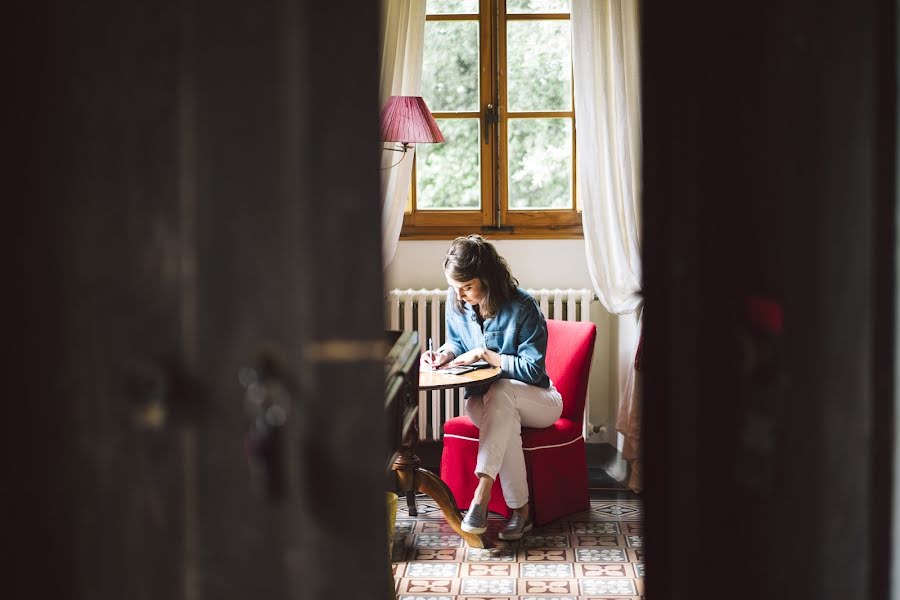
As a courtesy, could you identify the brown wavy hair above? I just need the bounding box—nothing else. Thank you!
[443,235,518,318]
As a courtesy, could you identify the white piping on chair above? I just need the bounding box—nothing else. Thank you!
[442,434,584,452]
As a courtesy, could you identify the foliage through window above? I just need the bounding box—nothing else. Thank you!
[403,0,580,239]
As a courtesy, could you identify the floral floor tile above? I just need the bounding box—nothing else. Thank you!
[578,577,638,596]
[411,533,463,548]
[406,547,464,561]
[590,503,643,521]
[633,562,645,577]
[573,534,626,547]
[520,562,575,578]
[518,548,576,562]
[577,563,633,578]
[466,546,518,562]
[417,520,457,534]
[460,577,518,595]
[394,519,416,535]
[463,562,519,577]
[575,548,628,563]
[570,522,621,535]
[396,577,460,595]
[620,521,642,535]
[389,496,643,600]
[395,496,446,518]
[522,534,571,548]
[519,578,578,595]
[635,577,645,595]
[403,561,460,578]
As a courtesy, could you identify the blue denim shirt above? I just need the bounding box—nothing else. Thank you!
[438,287,550,396]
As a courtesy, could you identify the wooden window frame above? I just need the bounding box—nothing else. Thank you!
[401,0,582,240]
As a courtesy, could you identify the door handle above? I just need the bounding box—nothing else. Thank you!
[240,351,294,502]
[125,359,169,431]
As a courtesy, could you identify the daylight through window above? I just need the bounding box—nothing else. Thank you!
[403,0,581,239]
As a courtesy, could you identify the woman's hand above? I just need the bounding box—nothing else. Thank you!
[421,349,454,369]
[447,347,501,368]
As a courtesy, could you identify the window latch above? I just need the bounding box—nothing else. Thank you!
[483,103,499,145]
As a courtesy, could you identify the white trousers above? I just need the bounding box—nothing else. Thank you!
[464,378,563,509]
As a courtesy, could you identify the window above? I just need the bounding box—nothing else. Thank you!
[403,0,580,239]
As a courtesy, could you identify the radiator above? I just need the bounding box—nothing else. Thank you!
[386,288,595,441]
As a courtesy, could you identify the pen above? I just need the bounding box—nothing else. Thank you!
[428,337,434,357]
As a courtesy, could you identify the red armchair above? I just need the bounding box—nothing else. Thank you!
[440,319,597,526]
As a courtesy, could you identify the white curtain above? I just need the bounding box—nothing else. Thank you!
[380,0,426,267]
[571,0,643,491]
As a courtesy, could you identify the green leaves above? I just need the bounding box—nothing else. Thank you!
[417,119,481,209]
[422,21,479,112]
[507,20,572,112]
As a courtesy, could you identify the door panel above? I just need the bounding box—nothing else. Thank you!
[5,1,384,598]
[642,1,894,599]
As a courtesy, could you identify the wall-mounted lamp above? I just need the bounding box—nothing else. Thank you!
[380,96,444,167]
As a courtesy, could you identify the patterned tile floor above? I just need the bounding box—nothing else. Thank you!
[391,491,644,600]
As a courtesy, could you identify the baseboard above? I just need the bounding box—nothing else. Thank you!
[407,440,627,489]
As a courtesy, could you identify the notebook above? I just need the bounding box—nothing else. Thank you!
[426,360,492,375]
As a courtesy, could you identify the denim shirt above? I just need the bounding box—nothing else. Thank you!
[438,287,551,396]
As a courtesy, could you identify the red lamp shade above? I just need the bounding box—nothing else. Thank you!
[379,95,444,146]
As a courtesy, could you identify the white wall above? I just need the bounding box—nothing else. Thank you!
[386,238,625,445]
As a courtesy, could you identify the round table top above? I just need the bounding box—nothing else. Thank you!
[419,366,502,391]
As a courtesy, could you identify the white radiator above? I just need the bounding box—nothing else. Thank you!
[386,288,595,441]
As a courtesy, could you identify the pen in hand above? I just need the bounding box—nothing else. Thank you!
[428,337,434,368]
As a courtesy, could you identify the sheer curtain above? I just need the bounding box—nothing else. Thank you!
[380,0,426,267]
[571,0,643,491]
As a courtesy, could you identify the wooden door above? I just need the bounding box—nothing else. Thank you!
[4,1,385,598]
[642,1,895,599]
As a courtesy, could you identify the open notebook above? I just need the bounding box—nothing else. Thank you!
[425,360,492,375]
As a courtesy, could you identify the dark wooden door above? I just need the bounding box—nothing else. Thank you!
[642,1,895,599]
[4,2,385,599]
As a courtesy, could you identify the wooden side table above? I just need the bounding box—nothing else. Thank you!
[387,343,501,548]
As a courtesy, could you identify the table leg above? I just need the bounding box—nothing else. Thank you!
[395,466,486,549]
[404,490,418,517]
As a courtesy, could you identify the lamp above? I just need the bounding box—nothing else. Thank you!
[380,95,444,157]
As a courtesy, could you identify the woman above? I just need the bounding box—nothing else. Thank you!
[422,235,562,540]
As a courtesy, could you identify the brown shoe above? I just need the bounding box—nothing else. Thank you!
[498,511,533,540]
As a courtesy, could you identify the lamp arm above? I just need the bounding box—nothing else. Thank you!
[380,149,409,171]
[382,142,412,154]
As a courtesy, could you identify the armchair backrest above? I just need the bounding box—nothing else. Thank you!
[545,319,597,423]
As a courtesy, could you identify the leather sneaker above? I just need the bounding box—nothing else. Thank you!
[461,503,488,534]
[498,511,533,540]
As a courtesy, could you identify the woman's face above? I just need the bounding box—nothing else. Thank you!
[446,274,487,306]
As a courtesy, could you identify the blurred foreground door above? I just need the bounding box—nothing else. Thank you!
[5,1,384,599]
[643,1,894,599]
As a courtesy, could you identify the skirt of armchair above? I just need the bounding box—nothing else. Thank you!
[441,415,589,526]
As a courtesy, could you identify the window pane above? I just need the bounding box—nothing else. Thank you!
[426,0,478,14]
[507,20,572,112]
[423,21,480,112]
[507,118,572,209]
[417,119,481,210]
[507,0,569,14]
